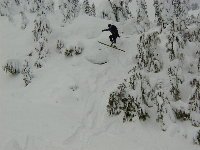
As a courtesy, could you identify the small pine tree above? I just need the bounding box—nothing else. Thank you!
[152,81,173,131]
[21,60,33,86]
[166,20,185,61]
[82,0,90,15]
[100,0,115,21]
[56,40,65,53]
[20,11,29,29]
[136,31,162,73]
[189,77,200,127]
[136,0,150,33]
[107,67,150,122]
[168,63,184,101]
[32,11,52,42]
[0,0,15,21]
[90,3,96,17]
[59,0,80,25]
[153,0,164,28]
[194,130,200,145]
[34,39,49,68]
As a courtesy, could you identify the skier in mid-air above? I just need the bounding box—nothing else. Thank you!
[102,24,120,45]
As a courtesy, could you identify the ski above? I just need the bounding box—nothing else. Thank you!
[98,41,125,52]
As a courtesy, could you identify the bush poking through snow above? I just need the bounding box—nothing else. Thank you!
[136,31,162,73]
[34,40,49,68]
[168,64,184,101]
[56,40,65,53]
[194,130,200,145]
[107,67,150,122]
[21,60,33,86]
[3,59,20,75]
[136,0,150,33]
[173,107,190,121]
[64,45,84,57]
[189,77,200,127]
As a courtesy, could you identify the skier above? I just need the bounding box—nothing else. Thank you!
[102,24,120,45]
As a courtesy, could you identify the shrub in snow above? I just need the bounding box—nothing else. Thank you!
[56,40,65,54]
[34,39,49,68]
[111,0,132,22]
[136,0,150,33]
[107,67,150,122]
[82,0,90,15]
[28,0,54,14]
[32,12,52,42]
[64,45,84,57]
[151,81,174,131]
[21,60,33,86]
[194,130,200,145]
[20,11,29,29]
[0,0,18,21]
[189,50,200,74]
[3,59,20,75]
[189,77,200,127]
[136,31,162,73]
[29,0,44,13]
[44,0,54,14]
[168,63,184,101]
[59,0,80,25]
[171,100,190,121]
[99,0,115,21]
[82,0,96,17]
[153,0,164,27]
[99,0,131,22]
[166,20,186,61]
[90,3,96,17]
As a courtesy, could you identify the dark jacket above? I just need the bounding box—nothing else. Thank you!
[102,25,120,37]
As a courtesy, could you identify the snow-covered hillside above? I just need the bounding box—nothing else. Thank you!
[0,0,200,150]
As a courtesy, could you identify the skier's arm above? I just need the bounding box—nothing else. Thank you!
[102,28,109,32]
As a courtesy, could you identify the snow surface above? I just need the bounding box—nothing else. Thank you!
[0,1,199,150]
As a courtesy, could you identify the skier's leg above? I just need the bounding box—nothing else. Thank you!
[113,35,117,43]
[109,35,113,43]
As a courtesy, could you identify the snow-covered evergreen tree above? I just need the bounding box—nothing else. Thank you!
[136,0,150,33]
[29,0,45,13]
[100,0,115,21]
[59,0,80,25]
[32,12,52,42]
[111,0,131,22]
[153,0,164,28]
[168,63,184,101]
[194,130,200,145]
[166,20,186,61]
[189,77,200,127]
[0,0,19,21]
[107,66,150,122]
[151,81,174,131]
[21,60,33,86]
[32,11,52,68]
[82,0,90,15]
[90,3,96,17]
[136,31,162,73]
[56,40,65,54]
[100,0,131,21]
[20,11,29,29]
[34,39,49,68]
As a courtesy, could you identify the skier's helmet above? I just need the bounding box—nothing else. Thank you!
[108,24,111,28]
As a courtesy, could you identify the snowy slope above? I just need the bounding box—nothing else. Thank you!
[0,1,200,150]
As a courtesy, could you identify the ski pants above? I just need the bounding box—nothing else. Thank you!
[109,34,118,43]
